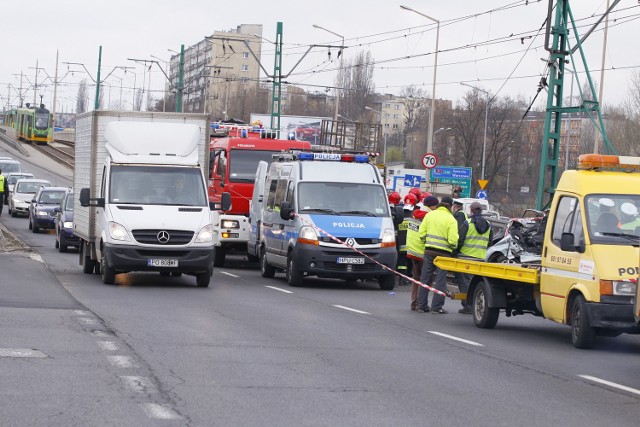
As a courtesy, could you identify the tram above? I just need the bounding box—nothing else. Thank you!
[13,104,53,145]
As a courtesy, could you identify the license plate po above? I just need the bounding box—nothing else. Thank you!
[337,257,365,264]
[148,259,178,267]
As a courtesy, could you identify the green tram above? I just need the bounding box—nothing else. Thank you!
[4,105,53,145]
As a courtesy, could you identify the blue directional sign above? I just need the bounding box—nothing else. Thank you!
[404,174,422,188]
[430,166,473,180]
[476,190,488,199]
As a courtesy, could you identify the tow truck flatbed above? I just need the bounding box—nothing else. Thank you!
[434,257,541,285]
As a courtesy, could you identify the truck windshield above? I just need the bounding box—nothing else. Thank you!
[109,165,207,206]
[298,182,389,217]
[229,149,281,183]
[585,194,640,245]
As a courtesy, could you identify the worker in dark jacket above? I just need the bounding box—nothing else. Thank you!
[455,201,493,314]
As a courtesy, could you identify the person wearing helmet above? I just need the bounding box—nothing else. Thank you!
[407,195,439,310]
[409,187,422,200]
[388,191,401,206]
[396,193,418,284]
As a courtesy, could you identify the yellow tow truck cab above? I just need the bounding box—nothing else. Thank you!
[436,154,640,348]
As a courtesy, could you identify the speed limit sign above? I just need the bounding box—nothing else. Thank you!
[422,153,438,169]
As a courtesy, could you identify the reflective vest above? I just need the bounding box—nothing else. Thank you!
[406,216,424,260]
[418,206,459,253]
[459,219,491,259]
[620,218,640,231]
[0,175,5,192]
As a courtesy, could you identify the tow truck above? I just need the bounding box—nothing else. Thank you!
[436,154,640,348]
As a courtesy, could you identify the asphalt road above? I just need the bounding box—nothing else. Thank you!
[1,139,639,426]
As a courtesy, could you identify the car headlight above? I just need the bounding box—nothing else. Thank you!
[381,228,396,247]
[297,225,318,245]
[195,224,213,243]
[36,210,49,217]
[63,221,73,228]
[108,222,131,241]
[613,281,636,296]
[221,219,240,229]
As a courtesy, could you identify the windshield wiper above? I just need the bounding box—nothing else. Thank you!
[339,210,376,217]
[602,231,640,246]
[300,208,340,215]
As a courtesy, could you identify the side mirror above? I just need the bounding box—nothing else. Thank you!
[32,197,37,203]
[220,192,231,211]
[560,232,577,252]
[79,188,90,207]
[280,201,294,220]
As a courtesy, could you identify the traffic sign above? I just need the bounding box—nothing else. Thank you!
[404,174,422,188]
[431,166,473,179]
[478,179,488,190]
[422,153,438,169]
[476,190,488,199]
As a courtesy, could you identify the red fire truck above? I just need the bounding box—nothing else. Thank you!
[208,124,311,267]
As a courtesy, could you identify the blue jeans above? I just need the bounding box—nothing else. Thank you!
[417,252,449,311]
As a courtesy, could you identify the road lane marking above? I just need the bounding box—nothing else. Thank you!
[97,341,119,351]
[73,310,90,316]
[107,355,137,368]
[221,271,239,278]
[141,403,181,420]
[76,317,98,325]
[428,331,484,347]
[265,286,293,294]
[579,375,640,396]
[121,376,154,393]
[333,305,370,315]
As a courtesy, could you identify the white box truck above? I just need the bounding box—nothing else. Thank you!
[74,111,229,287]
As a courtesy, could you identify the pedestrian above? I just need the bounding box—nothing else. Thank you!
[396,193,418,285]
[407,195,439,310]
[0,168,5,216]
[416,196,459,314]
[455,201,493,314]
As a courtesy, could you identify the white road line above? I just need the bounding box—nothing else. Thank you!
[579,375,640,396]
[107,355,137,368]
[333,305,370,315]
[221,271,239,278]
[265,285,293,294]
[97,341,119,351]
[76,317,97,325]
[73,310,90,316]
[428,331,484,347]
[121,376,154,393]
[141,403,181,420]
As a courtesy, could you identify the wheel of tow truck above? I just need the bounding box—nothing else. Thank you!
[378,274,395,291]
[260,246,275,278]
[213,246,226,267]
[100,253,116,285]
[286,253,303,287]
[472,283,499,329]
[571,295,597,349]
[195,270,211,287]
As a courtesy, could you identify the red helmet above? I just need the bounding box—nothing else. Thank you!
[421,191,432,198]
[403,193,418,206]
[388,191,401,205]
[409,187,422,199]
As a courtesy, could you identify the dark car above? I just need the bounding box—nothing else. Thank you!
[29,186,68,233]
[54,190,79,252]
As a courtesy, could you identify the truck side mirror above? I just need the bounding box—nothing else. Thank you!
[220,192,231,211]
[560,232,577,252]
[79,188,90,207]
[280,201,294,220]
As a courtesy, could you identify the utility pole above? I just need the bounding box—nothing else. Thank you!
[52,50,59,127]
[177,45,184,112]
[95,46,102,110]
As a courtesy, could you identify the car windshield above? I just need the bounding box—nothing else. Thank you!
[109,165,207,206]
[585,194,640,245]
[38,190,66,204]
[16,182,50,193]
[8,174,33,184]
[0,162,22,173]
[298,182,389,217]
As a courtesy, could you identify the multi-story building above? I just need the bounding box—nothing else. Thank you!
[169,24,263,117]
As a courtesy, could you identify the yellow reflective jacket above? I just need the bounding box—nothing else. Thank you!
[418,206,459,253]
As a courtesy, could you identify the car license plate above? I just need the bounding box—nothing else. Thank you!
[148,259,178,267]
[336,257,365,264]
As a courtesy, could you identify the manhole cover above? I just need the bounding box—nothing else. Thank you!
[0,348,47,358]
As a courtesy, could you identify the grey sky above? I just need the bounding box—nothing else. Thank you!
[2,0,637,113]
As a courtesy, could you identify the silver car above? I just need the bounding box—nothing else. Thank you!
[8,178,52,217]
[4,172,35,205]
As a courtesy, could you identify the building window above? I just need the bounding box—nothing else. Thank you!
[385,113,390,119]
[384,123,390,128]
[243,52,249,59]
[393,114,399,119]
[242,64,248,72]
[392,124,399,129]
[241,77,248,84]
[394,104,400,110]
[385,103,391,108]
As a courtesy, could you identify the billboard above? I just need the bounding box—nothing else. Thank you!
[250,114,331,144]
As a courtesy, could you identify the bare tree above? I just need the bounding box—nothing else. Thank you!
[400,85,428,152]
[76,80,88,113]
[336,50,375,122]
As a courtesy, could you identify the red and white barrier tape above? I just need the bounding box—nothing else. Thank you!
[293,212,449,297]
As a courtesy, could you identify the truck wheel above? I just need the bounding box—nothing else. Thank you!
[213,246,226,267]
[472,283,499,329]
[286,253,303,287]
[260,246,275,278]
[196,270,211,287]
[82,254,95,274]
[101,253,116,285]
[571,295,596,349]
[378,274,395,290]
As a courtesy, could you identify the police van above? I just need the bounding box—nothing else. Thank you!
[249,151,398,289]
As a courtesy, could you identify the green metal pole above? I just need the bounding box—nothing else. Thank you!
[270,22,283,137]
[176,44,184,112]
[94,45,102,110]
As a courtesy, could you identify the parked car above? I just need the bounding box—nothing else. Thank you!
[9,178,52,217]
[54,190,79,252]
[0,158,22,174]
[28,186,68,233]
[4,172,35,204]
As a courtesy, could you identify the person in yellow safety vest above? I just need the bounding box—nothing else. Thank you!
[407,195,439,311]
[416,196,459,314]
[396,193,418,284]
[0,169,5,216]
[454,201,494,314]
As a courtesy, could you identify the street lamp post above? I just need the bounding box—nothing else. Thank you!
[312,24,344,123]
[365,105,387,163]
[460,82,490,180]
[400,5,440,190]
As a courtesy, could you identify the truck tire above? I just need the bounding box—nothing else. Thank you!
[82,252,95,274]
[260,246,276,278]
[286,253,303,287]
[472,283,499,329]
[213,246,226,267]
[378,274,395,290]
[196,271,211,287]
[571,295,597,349]
[101,253,116,285]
